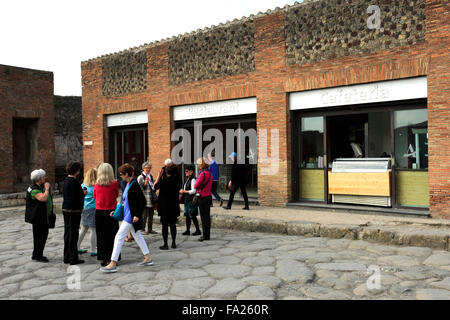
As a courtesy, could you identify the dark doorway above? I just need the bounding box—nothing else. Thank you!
[13,118,39,191]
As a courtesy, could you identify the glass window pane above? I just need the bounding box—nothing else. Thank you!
[300,117,324,168]
[299,116,324,201]
[394,109,428,169]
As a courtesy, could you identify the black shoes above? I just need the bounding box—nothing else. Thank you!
[198,237,210,242]
[183,230,201,236]
[32,256,49,263]
[70,259,85,265]
[171,242,177,249]
[223,206,231,210]
[220,199,224,207]
[159,245,169,250]
[243,206,250,210]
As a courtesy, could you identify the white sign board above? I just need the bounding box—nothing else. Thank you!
[106,110,148,127]
[289,77,427,111]
[173,97,257,121]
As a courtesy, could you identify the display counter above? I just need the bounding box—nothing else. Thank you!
[328,158,392,207]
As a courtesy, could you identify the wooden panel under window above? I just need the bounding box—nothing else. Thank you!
[299,169,324,201]
[328,171,391,196]
[396,171,429,207]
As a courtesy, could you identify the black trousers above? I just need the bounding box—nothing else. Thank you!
[198,196,212,239]
[162,223,177,245]
[95,209,119,262]
[227,182,249,208]
[63,211,81,263]
[32,223,49,259]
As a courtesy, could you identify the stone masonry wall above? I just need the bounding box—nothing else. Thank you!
[54,96,83,190]
[285,0,426,66]
[102,49,147,96]
[168,19,255,85]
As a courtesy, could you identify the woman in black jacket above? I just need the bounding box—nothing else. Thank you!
[25,169,53,262]
[154,162,182,250]
[101,163,153,273]
[62,161,86,265]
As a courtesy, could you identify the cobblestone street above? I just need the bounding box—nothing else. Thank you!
[1,208,449,300]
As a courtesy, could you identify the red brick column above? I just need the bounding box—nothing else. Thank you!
[255,12,291,206]
[426,0,450,218]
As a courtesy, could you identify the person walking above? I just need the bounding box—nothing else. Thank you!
[137,161,157,235]
[25,169,53,263]
[62,161,86,265]
[208,151,223,207]
[94,163,119,267]
[101,163,153,273]
[223,152,249,210]
[194,157,213,241]
[77,168,97,256]
[179,165,201,236]
[154,162,181,250]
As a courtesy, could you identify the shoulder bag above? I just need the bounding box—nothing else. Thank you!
[112,180,136,221]
[192,171,211,206]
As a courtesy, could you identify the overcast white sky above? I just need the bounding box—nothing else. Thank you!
[0,0,300,96]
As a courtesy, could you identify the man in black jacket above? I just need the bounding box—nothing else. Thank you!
[223,152,249,210]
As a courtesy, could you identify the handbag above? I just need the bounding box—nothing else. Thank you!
[112,203,124,221]
[112,180,136,221]
[179,194,185,204]
[151,189,158,204]
[48,212,56,228]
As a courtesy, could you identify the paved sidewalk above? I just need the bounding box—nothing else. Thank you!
[206,202,450,251]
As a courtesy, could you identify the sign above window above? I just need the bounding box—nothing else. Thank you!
[173,97,257,121]
[289,77,427,111]
[106,111,148,127]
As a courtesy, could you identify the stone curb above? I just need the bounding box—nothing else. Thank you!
[0,191,60,208]
[209,214,450,251]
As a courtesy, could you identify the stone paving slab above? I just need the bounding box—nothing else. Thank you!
[0,207,449,300]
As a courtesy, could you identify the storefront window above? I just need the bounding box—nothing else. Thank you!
[300,117,324,168]
[394,108,429,208]
[299,116,324,201]
[394,109,428,170]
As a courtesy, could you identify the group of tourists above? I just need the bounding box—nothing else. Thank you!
[24,151,250,273]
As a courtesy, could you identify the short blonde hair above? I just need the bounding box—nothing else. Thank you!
[196,157,209,171]
[83,168,97,187]
[96,163,115,186]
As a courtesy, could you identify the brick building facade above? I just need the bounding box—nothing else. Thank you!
[0,64,55,193]
[81,0,449,218]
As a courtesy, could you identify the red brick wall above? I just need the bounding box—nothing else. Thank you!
[0,65,55,193]
[425,0,450,218]
[81,1,449,217]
